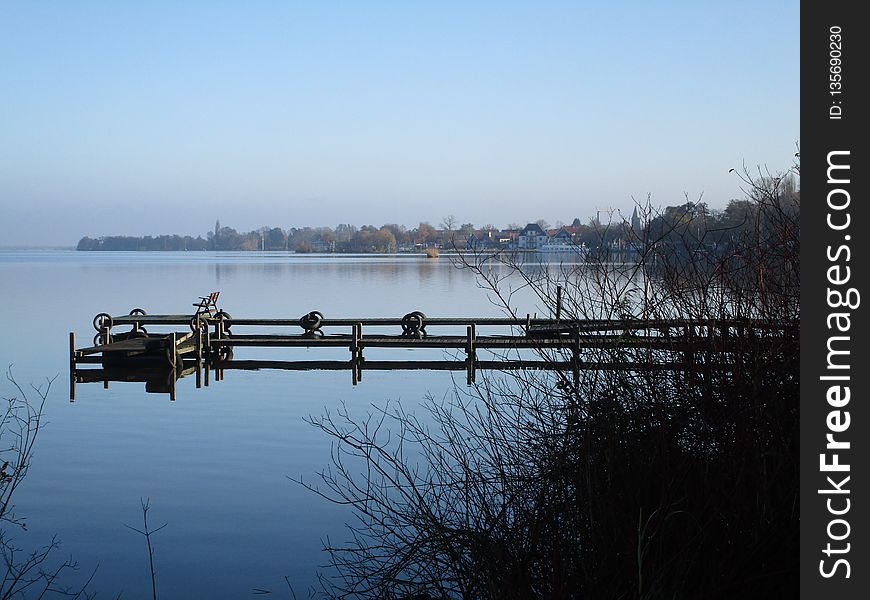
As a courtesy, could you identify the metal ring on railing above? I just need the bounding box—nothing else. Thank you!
[93,332,113,346]
[190,316,209,333]
[93,312,113,332]
[214,310,233,333]
[411,311,427,332]
[128,308,147,337]
[401,311,426,338]
[300,311,324,332]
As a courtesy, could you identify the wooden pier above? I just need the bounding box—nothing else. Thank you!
[69,307,795,400]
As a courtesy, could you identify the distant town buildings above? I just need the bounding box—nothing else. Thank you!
[77,207,678,255]
[517,223,548,250]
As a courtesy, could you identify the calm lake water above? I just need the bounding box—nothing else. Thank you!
[1,250,560,598]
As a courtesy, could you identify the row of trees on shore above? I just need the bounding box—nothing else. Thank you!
[75,183,798,256]
[77,221,449,252]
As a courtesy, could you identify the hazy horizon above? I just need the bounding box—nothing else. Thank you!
[1,1,799,246]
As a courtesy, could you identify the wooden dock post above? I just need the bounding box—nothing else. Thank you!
[69,332,76,401]
[215,318,224,381]
[556,285,562,322]
[356,322,363,382]
[210,322,221,382]
[466,325,477,385]
[684,325,695,374]
[195,318,203,361]
[351,323,359,385]
[195,332,202,389]
[471,323,477,383]
[171,332,178,371]
[706,321,715,362]
[195,318,203,388]
[98,322,109,388]
[572,326,580,384]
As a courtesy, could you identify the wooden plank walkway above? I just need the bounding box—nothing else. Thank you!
[77,331,194,356]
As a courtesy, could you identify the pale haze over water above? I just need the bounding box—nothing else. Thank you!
[0,1,798,247]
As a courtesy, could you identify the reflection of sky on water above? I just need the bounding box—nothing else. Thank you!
[0,250,561,597]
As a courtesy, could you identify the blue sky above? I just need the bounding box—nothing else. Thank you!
[0,1,799,246]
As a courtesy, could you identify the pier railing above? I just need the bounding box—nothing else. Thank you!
[69,308,797,399]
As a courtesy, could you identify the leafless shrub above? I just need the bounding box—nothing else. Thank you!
[1,368,97,599]
[303,158,799,599]
[125,498,166,600]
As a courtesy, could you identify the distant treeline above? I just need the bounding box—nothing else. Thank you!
[77,222,447,253]
[77,178,800,254]
[76,235,211,251]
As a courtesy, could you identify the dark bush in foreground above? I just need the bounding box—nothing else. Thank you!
[302,162,799,599]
